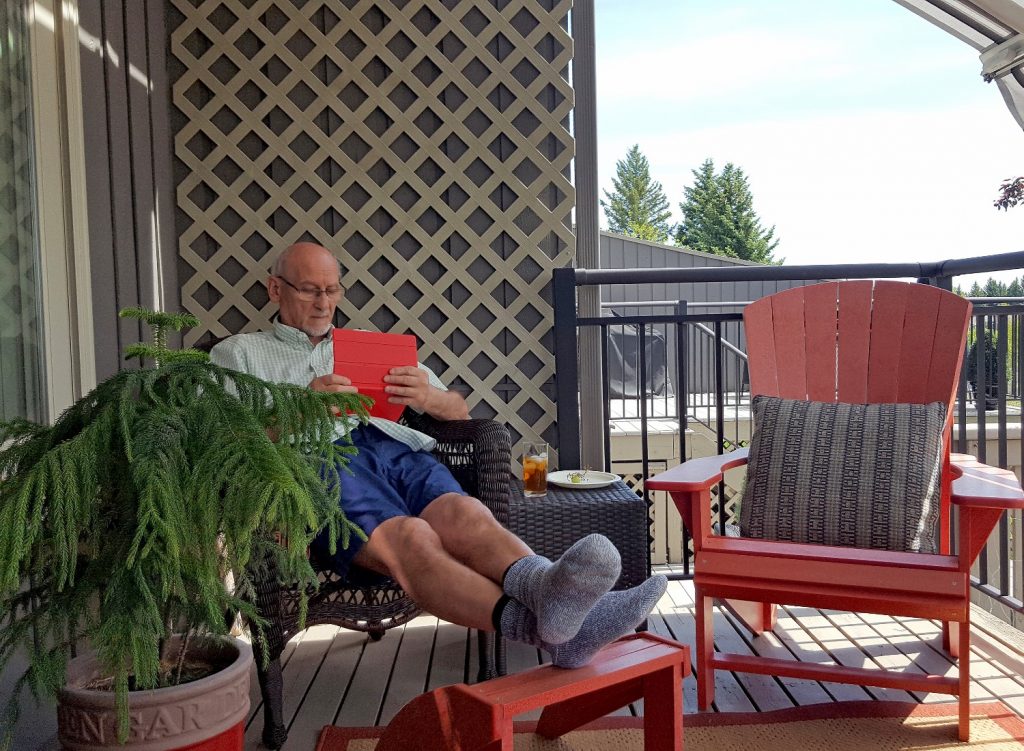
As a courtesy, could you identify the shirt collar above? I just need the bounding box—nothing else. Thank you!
[272,319,333,348]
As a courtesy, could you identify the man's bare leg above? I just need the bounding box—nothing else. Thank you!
[420,494,625,645]
[354,496,668,669]
[418,493,531,582]
[402,494,668,668]
[352,515,504,631]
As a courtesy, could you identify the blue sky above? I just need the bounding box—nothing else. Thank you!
[595,0,1024,284]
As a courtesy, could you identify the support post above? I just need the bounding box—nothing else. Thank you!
[553,267,581,469]
[570,0,605,472]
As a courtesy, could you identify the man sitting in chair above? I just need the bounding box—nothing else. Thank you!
[211,242,666,668]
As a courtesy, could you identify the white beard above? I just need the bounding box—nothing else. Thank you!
[303,322,332,338]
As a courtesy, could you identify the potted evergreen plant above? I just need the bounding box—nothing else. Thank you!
[0,309,368,750]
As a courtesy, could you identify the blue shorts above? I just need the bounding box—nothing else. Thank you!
[311,424,464,576]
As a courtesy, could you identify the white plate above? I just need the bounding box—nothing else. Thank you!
[547,470,619,489]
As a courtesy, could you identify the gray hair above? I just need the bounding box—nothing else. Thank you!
[271,244,344,278]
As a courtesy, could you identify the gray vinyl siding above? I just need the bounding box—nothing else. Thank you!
[79,0,181,380]
[600,231,811,311]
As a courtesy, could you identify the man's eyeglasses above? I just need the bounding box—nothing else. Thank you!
[275,276,344,302]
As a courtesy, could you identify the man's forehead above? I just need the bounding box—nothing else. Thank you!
[289,252,342,279]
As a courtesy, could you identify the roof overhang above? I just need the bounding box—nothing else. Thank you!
[892,0,1024,131]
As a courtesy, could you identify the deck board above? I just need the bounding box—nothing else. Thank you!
[768,606,873,702]
[724,611,835,707]
[274,628,366,751]
[660,578,755,712]
[427,621,473,691]
[379,616,437,724]
[234,577,1024,751]
[279,625,345,725]
[330,623,404,728]
[712,609,795,710]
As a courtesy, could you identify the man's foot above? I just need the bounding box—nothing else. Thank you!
[548,574,668,668]
[499,574,668,668]
[503,534,621,644]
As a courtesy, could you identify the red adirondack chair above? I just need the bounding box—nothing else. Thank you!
[647,280,1024,741]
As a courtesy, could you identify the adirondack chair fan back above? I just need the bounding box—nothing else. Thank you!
[647,280,1024,741]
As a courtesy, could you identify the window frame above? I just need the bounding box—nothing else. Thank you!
[25,0,95,422]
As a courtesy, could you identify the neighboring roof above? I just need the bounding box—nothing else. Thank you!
[597,231,818,311]
[600,230,764,267]
[893,0,1024,131]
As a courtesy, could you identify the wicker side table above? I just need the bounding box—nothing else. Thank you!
[509,479,651,591]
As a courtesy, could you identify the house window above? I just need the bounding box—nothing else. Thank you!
[0,0,45,423]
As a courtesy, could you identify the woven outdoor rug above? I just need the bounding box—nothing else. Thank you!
[316,701,1024,750]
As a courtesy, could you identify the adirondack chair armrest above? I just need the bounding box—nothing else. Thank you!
[647,449,750,547]
[949,453,1024,510]
[647,448,750,493]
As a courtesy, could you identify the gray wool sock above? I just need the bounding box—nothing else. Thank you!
[499,574,668,669]
[503,534,621,644]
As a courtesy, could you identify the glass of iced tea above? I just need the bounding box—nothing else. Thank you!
[522,441,548,497]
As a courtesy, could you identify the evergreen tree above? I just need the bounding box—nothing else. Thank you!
[601,145,673,243]
[673,159,733,256]
[984,278,1007,297]
[966,278,1024,298]
[675,158,781,264]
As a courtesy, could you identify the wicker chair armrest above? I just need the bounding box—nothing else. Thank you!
[403,412,512,528]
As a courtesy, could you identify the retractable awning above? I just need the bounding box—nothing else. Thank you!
[893,0,1024,130]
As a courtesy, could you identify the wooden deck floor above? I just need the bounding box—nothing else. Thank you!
[243,574,1024,750]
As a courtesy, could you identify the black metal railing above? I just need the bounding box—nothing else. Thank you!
[553,253,1024,627]
[579,305,748,577]
[598,301,749,442]
[959,304,1024,625]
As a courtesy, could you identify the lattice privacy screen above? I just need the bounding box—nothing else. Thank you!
[170,0,575,447]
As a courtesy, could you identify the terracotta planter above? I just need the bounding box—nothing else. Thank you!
[57,636,251,751]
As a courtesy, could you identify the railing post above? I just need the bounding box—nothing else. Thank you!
[675,301,688,462]
[553,267,581,470]
[714,320,727,535]
[675,300,692,576]
[975,313,988,464]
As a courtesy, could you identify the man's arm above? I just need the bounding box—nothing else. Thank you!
[383,366,469,421]
[209,338,246,372]
[209,339,285,440]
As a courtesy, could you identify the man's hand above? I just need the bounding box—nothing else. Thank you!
[385,366,470,420]
[308,374,359,394]
[309,374,359,417]
[383,366,432,411]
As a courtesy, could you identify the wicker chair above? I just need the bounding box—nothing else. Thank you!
[252,412,511,748]
[198,339,511,748]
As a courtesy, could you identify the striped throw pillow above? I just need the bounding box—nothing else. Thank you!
[738,396,946,553]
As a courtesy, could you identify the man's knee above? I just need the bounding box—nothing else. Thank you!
[425,493,495,528]
[369,515,443,565]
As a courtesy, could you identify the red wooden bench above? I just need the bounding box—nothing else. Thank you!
[375,632,690,751]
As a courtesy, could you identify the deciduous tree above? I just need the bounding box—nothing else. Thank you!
[994,177,1024,210]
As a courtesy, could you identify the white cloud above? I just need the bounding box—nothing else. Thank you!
[597,30,844,107]
[598,102,1024,275]
[594,0,1024,289]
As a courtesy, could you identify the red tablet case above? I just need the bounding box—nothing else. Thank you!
[332,328,418,421]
